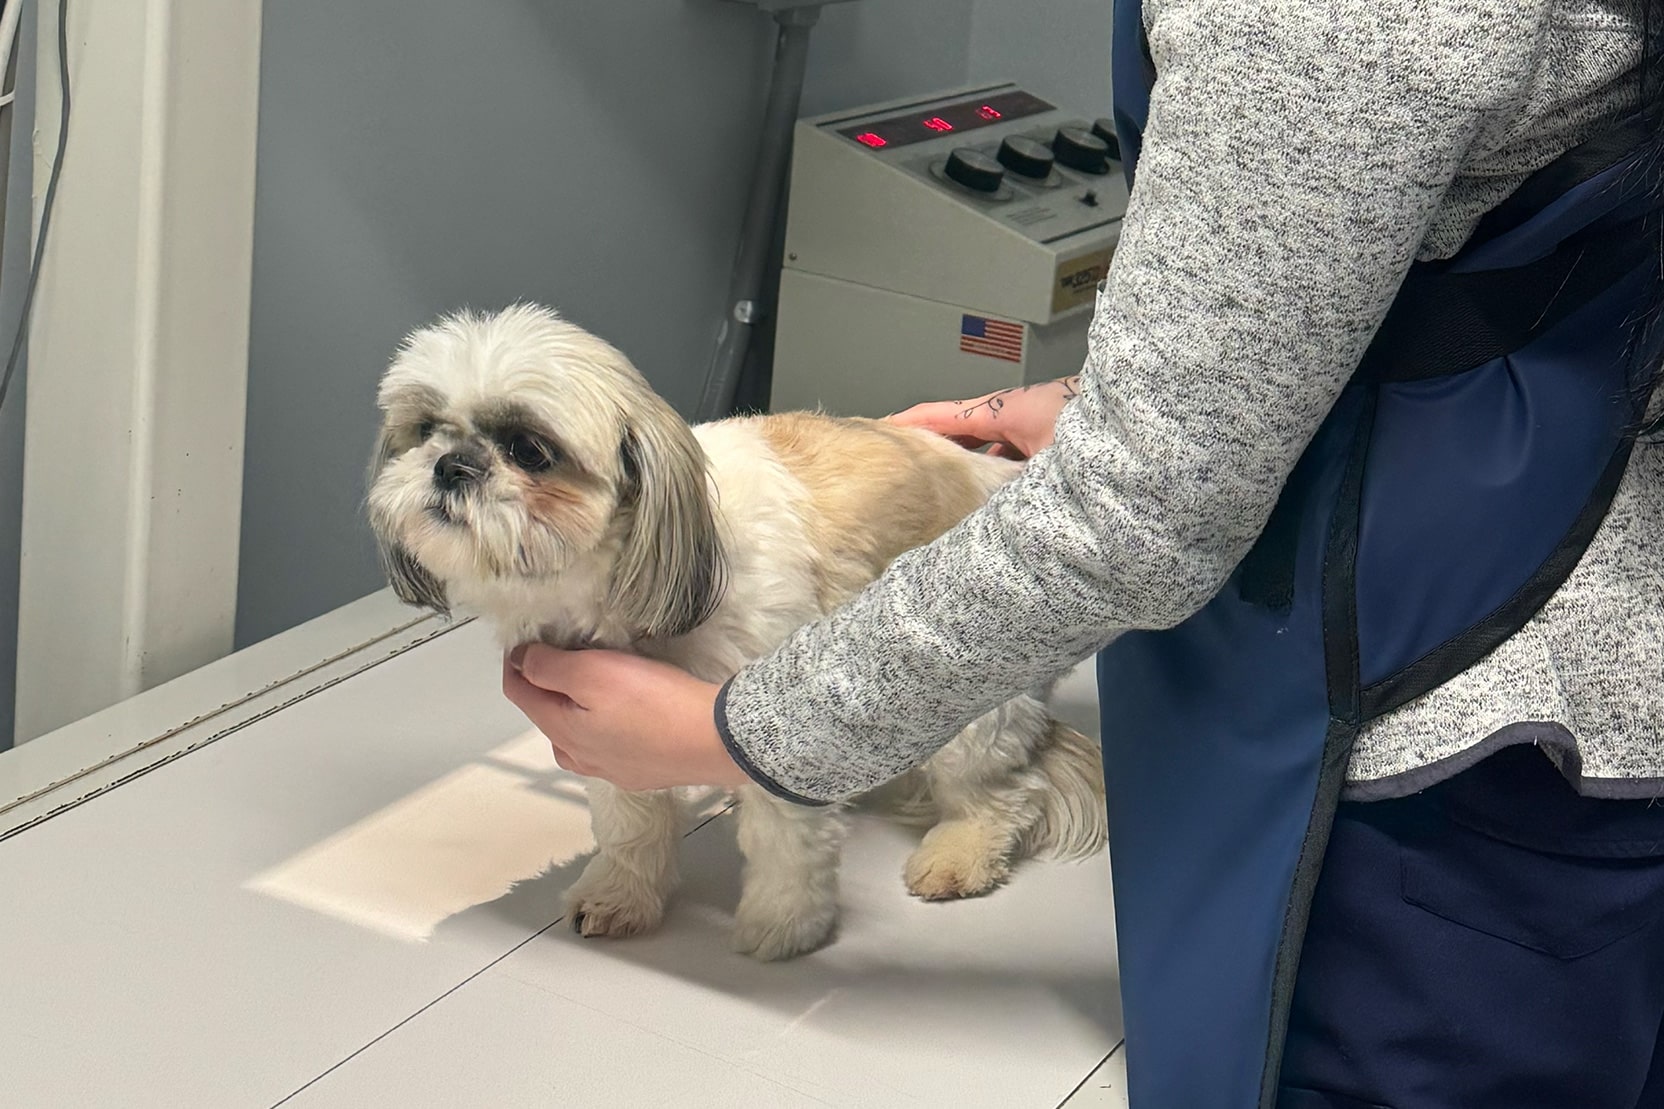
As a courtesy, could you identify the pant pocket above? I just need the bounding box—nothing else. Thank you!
[1399,834,1664,959]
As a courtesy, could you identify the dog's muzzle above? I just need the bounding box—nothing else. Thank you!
[433,449,487,492]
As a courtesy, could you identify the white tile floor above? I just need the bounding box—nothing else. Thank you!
[0,597,1126,1108]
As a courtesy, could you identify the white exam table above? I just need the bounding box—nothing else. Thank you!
[0,591,1126,1108]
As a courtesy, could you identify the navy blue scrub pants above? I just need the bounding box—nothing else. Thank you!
[1279,744,1664,1109]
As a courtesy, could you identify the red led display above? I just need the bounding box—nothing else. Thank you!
[835,89,1054,152]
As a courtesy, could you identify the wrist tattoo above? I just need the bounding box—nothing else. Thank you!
[956,375,1081,420]
[960,391,1010,419]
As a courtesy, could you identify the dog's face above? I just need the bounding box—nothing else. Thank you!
[366,304,725,641]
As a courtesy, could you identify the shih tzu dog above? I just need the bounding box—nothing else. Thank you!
[366,304,1106,960]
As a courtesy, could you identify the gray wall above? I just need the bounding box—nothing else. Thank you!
[0,2,35,749]
[235,0,1112,649]
[970,0,1113,119]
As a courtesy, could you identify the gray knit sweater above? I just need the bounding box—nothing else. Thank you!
[719,0,1664,804]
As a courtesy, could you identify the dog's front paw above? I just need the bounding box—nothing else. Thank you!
[903,821,1012,901]
[564,855,668,941]
[731,895,837,961]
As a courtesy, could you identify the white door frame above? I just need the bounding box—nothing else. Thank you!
[14,0,263,742]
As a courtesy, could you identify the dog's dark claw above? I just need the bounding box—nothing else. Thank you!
[570,912,586,934]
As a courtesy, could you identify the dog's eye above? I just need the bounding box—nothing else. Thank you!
[416,419,437,441]
[506,433,554,472]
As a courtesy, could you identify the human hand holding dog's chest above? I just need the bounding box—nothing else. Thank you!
[504,644,752,793]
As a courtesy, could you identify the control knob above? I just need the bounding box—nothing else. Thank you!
[1052,127,1112,175]
[943,148,1005,193]
[997,135,1055,179]
[1091,117,1123,161]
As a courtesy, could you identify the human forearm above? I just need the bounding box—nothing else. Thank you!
[719,0,1542,803]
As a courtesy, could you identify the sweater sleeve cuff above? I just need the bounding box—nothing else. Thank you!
[714,678,831,807]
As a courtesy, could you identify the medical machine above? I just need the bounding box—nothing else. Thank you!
[770,82,1128,417]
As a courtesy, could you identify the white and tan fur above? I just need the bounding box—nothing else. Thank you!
[366,304,1105,960]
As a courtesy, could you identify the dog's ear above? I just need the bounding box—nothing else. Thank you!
[367,425,450,614]
[381,538,450,614]
[608,397,726,639]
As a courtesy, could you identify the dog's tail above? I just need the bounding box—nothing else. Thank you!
[1025,719,1108,862]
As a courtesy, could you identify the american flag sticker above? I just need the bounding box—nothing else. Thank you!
[959,314,1025,363]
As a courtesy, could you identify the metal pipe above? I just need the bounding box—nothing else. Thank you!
[695,6,818,421]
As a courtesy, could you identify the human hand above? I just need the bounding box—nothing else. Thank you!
[502,645,753,792]
[886,375,1081,460]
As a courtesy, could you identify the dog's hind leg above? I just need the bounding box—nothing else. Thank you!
[904,695,1103,900]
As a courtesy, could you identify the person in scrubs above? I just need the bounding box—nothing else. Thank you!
[505,2,1664,1103]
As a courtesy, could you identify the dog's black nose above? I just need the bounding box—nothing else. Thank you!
[433,451,484,490]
